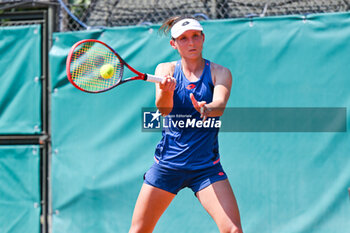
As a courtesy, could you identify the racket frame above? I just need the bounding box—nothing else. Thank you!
[66,39,158,93]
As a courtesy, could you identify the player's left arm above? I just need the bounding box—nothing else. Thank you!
[190,63,232,120]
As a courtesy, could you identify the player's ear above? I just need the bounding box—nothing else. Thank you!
[170,39,176,49]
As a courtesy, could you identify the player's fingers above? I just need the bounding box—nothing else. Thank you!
[199,103,206,118]
[166,77,175,91]
[159,77,167,89]
[171,77,176,85]
[200,105,209,121]
[170,79,176,90]
[160,76,175,91]
[190,93,199,110]
[200,106,204,118]
[166,77,172,89]
[198,101,206,108]
[161,76,168,84]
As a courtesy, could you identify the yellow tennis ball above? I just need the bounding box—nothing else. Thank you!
[100,64,114,79]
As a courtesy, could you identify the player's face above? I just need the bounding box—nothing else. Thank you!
[171,30,204,59]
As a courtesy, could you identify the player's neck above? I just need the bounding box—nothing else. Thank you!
[181,57,205,81]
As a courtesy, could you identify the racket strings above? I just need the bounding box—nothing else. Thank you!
[70,41,123,92]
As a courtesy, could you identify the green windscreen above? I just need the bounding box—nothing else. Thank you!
[49,13,350,233]
[0,25,42,134]
[0,145,41,233]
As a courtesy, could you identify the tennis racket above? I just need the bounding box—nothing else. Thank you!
[66,39,163,93]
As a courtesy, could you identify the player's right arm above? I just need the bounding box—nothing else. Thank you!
[155,62,176,116]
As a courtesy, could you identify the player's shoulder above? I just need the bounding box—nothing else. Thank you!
[156,61,176,71]
[210,62,231,75]
[155,61,177,76]
[210,61,232,84]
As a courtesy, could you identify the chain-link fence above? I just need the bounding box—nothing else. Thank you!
[58,0,350,31]
[1,0,350,31]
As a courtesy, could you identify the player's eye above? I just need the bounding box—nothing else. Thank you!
[178,36,187,42]
[193,33,202,39]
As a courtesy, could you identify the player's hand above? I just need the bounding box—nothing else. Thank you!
[159,75,176,92]
[190,93,208,121]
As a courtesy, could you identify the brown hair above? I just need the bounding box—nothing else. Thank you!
[159,16,196,39]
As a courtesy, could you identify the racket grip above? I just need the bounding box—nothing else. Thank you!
[145,74,164,83]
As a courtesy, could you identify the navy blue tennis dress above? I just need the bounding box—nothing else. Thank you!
[144,59,227,195]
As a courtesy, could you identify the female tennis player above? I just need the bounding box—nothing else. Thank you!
[129,16,243,233]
